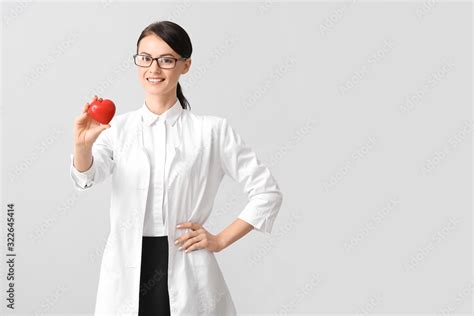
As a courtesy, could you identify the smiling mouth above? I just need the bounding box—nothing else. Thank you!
[147,78,165,83]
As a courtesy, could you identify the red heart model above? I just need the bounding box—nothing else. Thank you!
[87,98,116,124]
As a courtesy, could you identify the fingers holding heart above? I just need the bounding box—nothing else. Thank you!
[82,103,89,114]
[80,95,97,118]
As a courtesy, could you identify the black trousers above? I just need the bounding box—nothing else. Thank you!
[138,236,171,316]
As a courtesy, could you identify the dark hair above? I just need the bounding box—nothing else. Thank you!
[136,21,193,110]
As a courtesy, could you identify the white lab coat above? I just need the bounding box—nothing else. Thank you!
[69,101,283,315]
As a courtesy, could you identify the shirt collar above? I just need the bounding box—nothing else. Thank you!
[141,98,183,126]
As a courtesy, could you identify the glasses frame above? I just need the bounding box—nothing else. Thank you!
[132,53,188,69]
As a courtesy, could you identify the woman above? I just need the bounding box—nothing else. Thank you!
[70,21,283,315]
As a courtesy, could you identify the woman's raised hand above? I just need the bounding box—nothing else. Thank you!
[74,95,111,150]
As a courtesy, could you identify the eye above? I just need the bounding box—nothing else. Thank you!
[137,55,151,62]
[160,57,174,64]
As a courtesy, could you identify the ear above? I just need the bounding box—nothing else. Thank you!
[182,58,192,74]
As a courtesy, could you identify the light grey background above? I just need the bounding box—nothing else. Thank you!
[1,1,472,315]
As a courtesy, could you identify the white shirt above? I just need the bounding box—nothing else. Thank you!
[140,99,183,236]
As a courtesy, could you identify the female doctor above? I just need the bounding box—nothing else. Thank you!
[70,20,283,316]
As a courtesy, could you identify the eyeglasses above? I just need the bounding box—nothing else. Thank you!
[133,54,187,69]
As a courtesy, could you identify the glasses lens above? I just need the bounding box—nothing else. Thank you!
[158,57,176,69]
[135,55,152,67]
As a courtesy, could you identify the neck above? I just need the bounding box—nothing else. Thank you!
[145,93,178,115]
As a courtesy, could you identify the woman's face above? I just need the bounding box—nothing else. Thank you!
[136,34,191,98]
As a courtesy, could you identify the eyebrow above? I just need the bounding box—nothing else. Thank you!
[139,51,176,58]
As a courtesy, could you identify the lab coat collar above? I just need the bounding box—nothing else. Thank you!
[141,98,183,126]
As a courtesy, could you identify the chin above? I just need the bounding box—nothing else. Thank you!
[145,86,170,95]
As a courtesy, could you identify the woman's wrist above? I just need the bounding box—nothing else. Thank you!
[74,143,92,154]
[216,218,254,252]
[216,234,227,252]
[73,145,93,172]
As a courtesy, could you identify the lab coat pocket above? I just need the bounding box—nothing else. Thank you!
[188,249,230,314]
[189,248,222,284]
[188,248,212,275]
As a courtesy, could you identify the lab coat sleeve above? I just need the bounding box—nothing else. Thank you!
[218,118,283,234]
[70,154,96,189]
[69,125,115,191]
